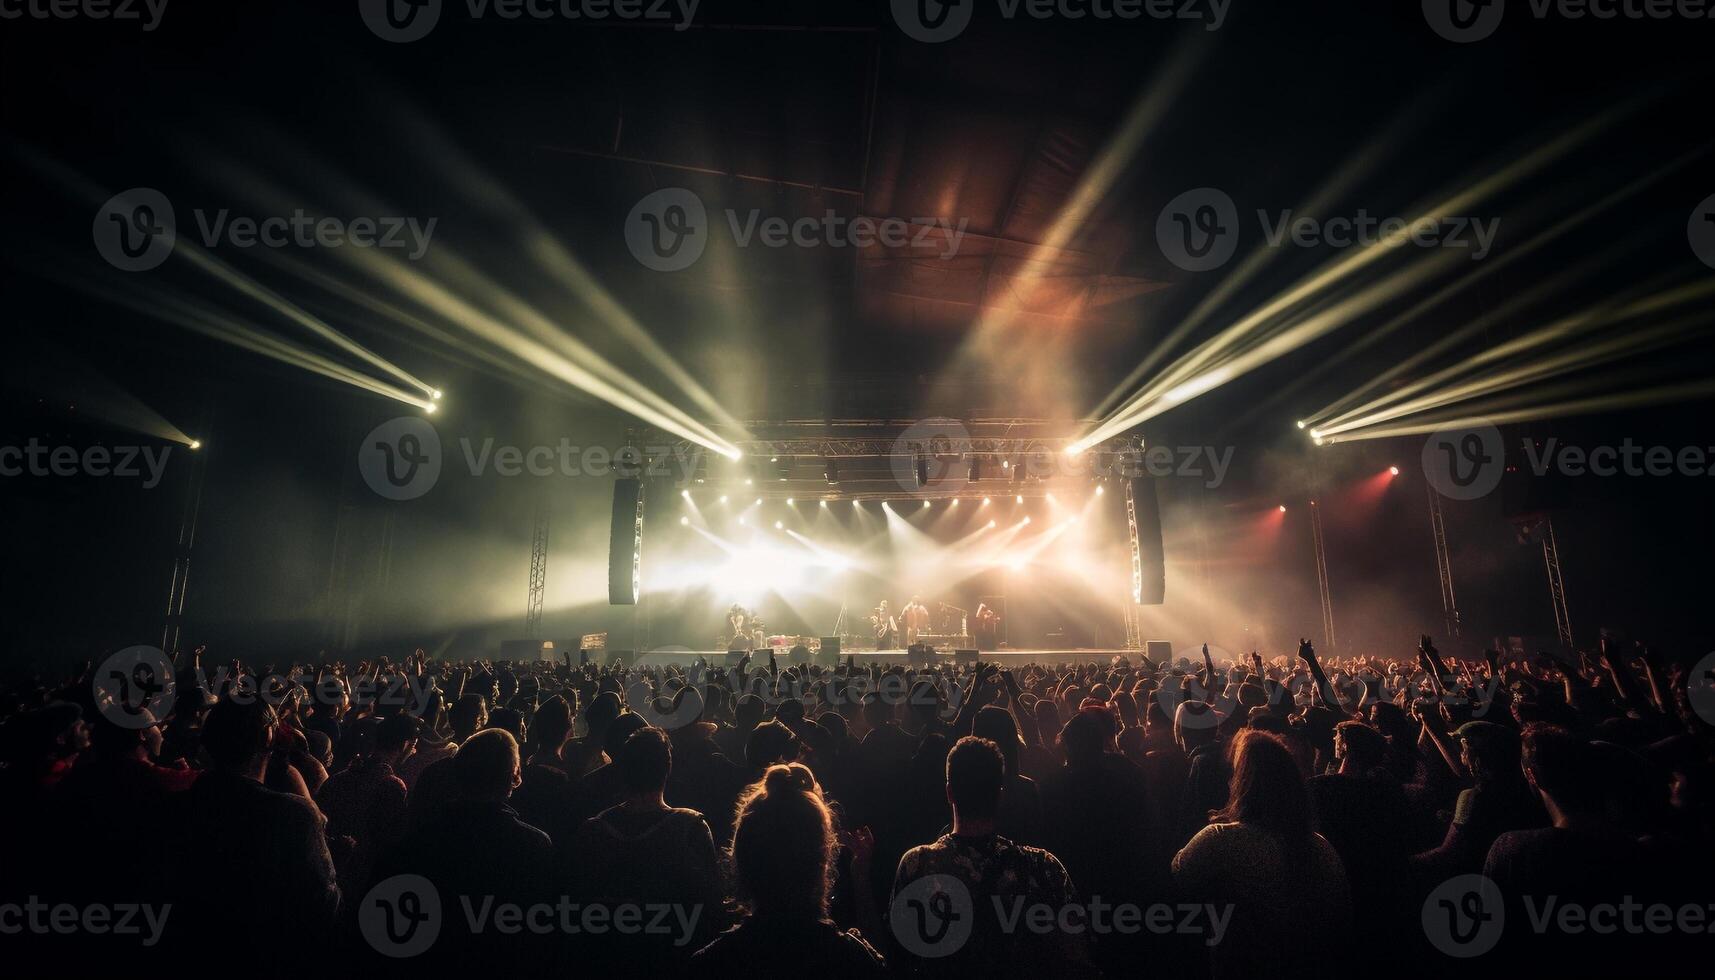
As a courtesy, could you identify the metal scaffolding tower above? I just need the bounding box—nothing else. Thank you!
[1427,485,1461,640]
[525,496,549,639]
[1309,498,1336,651]
[160,443,208,656]
[1540,517,1573,651]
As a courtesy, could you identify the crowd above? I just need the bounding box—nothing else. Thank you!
[2,635,1712,978]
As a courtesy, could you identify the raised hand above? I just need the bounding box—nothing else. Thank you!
[1298,638,1316,663]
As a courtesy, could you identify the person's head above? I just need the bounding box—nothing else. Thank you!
[972,705,1022,775]
[375,714,420,761]
[616,726,672,798]
[452,729,521,802]
[734,694,766,733]
[487,707,526,744]
[746,719,800,769]
[584,691,622,735]
[202,699,277,774]
[1173,699,1218,751]
[1521,723,1602,817]
[861,692,893,731]
[532,695,574,755]
[946,736,1005,825]
[448,694,488,741]
[602,711,650,760]
[1216,730,1314,845]
[729,763,837,918]
[1059,705,1117,763]
[1333,720,1386,773]
[1455,721,1522,787]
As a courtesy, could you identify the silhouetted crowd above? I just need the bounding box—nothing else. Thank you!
[3,636,1713,978]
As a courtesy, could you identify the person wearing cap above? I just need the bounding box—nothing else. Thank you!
[1411,719,1546,879]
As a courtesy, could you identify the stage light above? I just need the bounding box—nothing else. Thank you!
[1095,484,1103,496]
[1023,516,1032,525]
[819,500,829,508]
[754,498,762,505]
[1002,460,1010,468]
[922,500,931,510]
[950,499,960,507]
[981,497,991,506]
[680,516,689,525]
[1278,504,1288,512]
[424,402,437,414]
[770,456,778,462]
[431,389,443,400]
[774,520,783,530]
[681,489,691,499]
[1015,494,1023,503]
[188,439,202,450]
[1389,465,1401,476]
[1308,428,1322,439]
[786,498,794,505]
[1295,420,1305,429]
[988,520,997,528]
[745,478,753,486]
[719,495,728,503]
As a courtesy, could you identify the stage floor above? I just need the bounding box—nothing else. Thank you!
[616,648,1139,667]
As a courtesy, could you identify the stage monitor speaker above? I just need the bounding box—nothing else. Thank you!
[1145,640,1174,665]
[819,637,841,664]
[907,643,932,668]
[608,478,644,605]
[1128,476,1166,605]
[954,649,978,666]
[724,649,748,669]
[606,649,633,669]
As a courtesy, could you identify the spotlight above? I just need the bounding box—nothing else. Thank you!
[424,403,437,414]
[786,498,794,505]
[680,516,689,525]
[774,520,783,530]
[1023,516,1032,525]
[1389,465,1401,476]
[754,498,762,506]
[988,520,996,528]
[1278,504,1287,513]
[188,439,202,450]
[770,456,779,463]
[981,497,991,506]
[719,495,729,503]
[1094,484,1104,496]
[745,478,753,486]
[1308,428,1322,439]
[681,489,691,499]
[430,389,443,400]
[819,500,829,508]
[922,500,931,510]
[1015,495,1023,504]
[950,499,960,507]
[1295,420,1304,429]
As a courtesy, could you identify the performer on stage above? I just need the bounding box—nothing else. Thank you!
[727,603,753,651]
[974,602,1001,651]
[871,600,898,650]
[900,595,931,648]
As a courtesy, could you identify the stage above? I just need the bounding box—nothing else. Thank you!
[597,648,1153,668]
